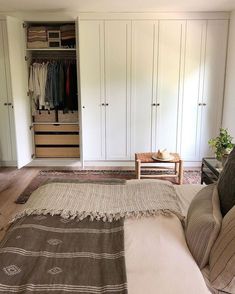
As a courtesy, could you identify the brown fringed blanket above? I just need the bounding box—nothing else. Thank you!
[0,215,127,293]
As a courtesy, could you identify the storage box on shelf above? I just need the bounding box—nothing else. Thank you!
[58,111,78,123]
[27,23,76,50]
[33,110,56,123]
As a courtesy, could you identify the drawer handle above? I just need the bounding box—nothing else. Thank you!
[53,124,61,126]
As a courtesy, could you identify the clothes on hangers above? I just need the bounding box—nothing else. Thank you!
[29,59,78,111]
[28,62,48,112]
[66,62,78,111]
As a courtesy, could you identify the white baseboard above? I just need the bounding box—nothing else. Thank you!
[1,158,202,169]
[0,160,17,167]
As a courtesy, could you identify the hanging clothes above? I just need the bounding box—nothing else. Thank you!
[45,63,54,108]
[38,63,48,109]
[58,62,65,107]
[29,59,77,112]
[64,62,78,111]
[28,62,48,112]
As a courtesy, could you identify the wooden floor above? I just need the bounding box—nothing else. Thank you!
[0,167,40,240]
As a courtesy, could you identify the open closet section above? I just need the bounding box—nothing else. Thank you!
[25,22,80,158]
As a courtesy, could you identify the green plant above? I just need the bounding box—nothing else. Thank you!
[208,128,234,160]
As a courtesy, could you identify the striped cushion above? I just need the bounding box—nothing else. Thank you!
[217,146,235,216]
[186,184,222,269]
[209,205,235,293]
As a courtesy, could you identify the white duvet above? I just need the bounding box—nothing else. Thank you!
[125,184,211,294]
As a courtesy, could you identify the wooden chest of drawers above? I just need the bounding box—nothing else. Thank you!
[34,124,80,158]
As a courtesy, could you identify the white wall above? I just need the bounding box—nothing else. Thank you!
[223,11,235,139]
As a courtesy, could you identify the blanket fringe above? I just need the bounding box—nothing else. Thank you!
[12,209,184,223]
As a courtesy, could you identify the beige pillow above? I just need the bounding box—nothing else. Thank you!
[186,184,222,269]
[209,205,235,293]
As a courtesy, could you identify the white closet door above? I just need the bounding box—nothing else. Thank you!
[180,20,206,161]
[0,21,13,162]
[79,21,105,160]
[131,21,157,157]
[155,21,184,153]
[5,17,33,168]
[105,21,131,160]
[200,20,228,158]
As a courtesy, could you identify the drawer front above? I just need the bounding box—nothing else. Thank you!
[34,124,79,132]
[35,147,80,158]
[35,134,79,145]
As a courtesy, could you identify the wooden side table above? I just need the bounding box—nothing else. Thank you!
[135,152,183,185]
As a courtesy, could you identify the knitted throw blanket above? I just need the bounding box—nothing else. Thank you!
[14,180,183,222]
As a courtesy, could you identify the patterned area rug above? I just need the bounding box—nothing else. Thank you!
[15,169,201,204]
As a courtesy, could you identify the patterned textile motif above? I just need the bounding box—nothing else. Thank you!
[47,239,63,246]
[0,215,127,293]
[3,265,21,277]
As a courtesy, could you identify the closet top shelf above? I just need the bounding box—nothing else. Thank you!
[26,48,76,51]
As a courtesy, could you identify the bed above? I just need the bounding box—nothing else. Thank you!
[0,161,234,294]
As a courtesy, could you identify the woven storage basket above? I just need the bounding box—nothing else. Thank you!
[33,110,56,123]
[58,111,78,123]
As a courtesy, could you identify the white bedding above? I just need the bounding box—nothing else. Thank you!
[125,184,211,294]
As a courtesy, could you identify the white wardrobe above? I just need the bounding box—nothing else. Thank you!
[79,15,228,162]
[0,17,32,168]
[79,20,131,161]
[0,13,229,167]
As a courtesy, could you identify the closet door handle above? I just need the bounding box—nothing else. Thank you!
[101,103,105,106]
[157,103,160,106]
[105,103,109,106]
[7,103,12,106]
[203,103,206,106]
[198,103,202,106]
[4,102,8,106]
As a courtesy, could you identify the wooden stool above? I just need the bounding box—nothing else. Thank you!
[135,152,183,185]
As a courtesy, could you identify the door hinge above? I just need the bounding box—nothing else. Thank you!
[29,125,33,130]
[31,154,35,159]
[27,91,30,96]
[25,56,28,61]
[22,23,27,29]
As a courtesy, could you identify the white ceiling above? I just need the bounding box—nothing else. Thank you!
[0,0,234,13]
